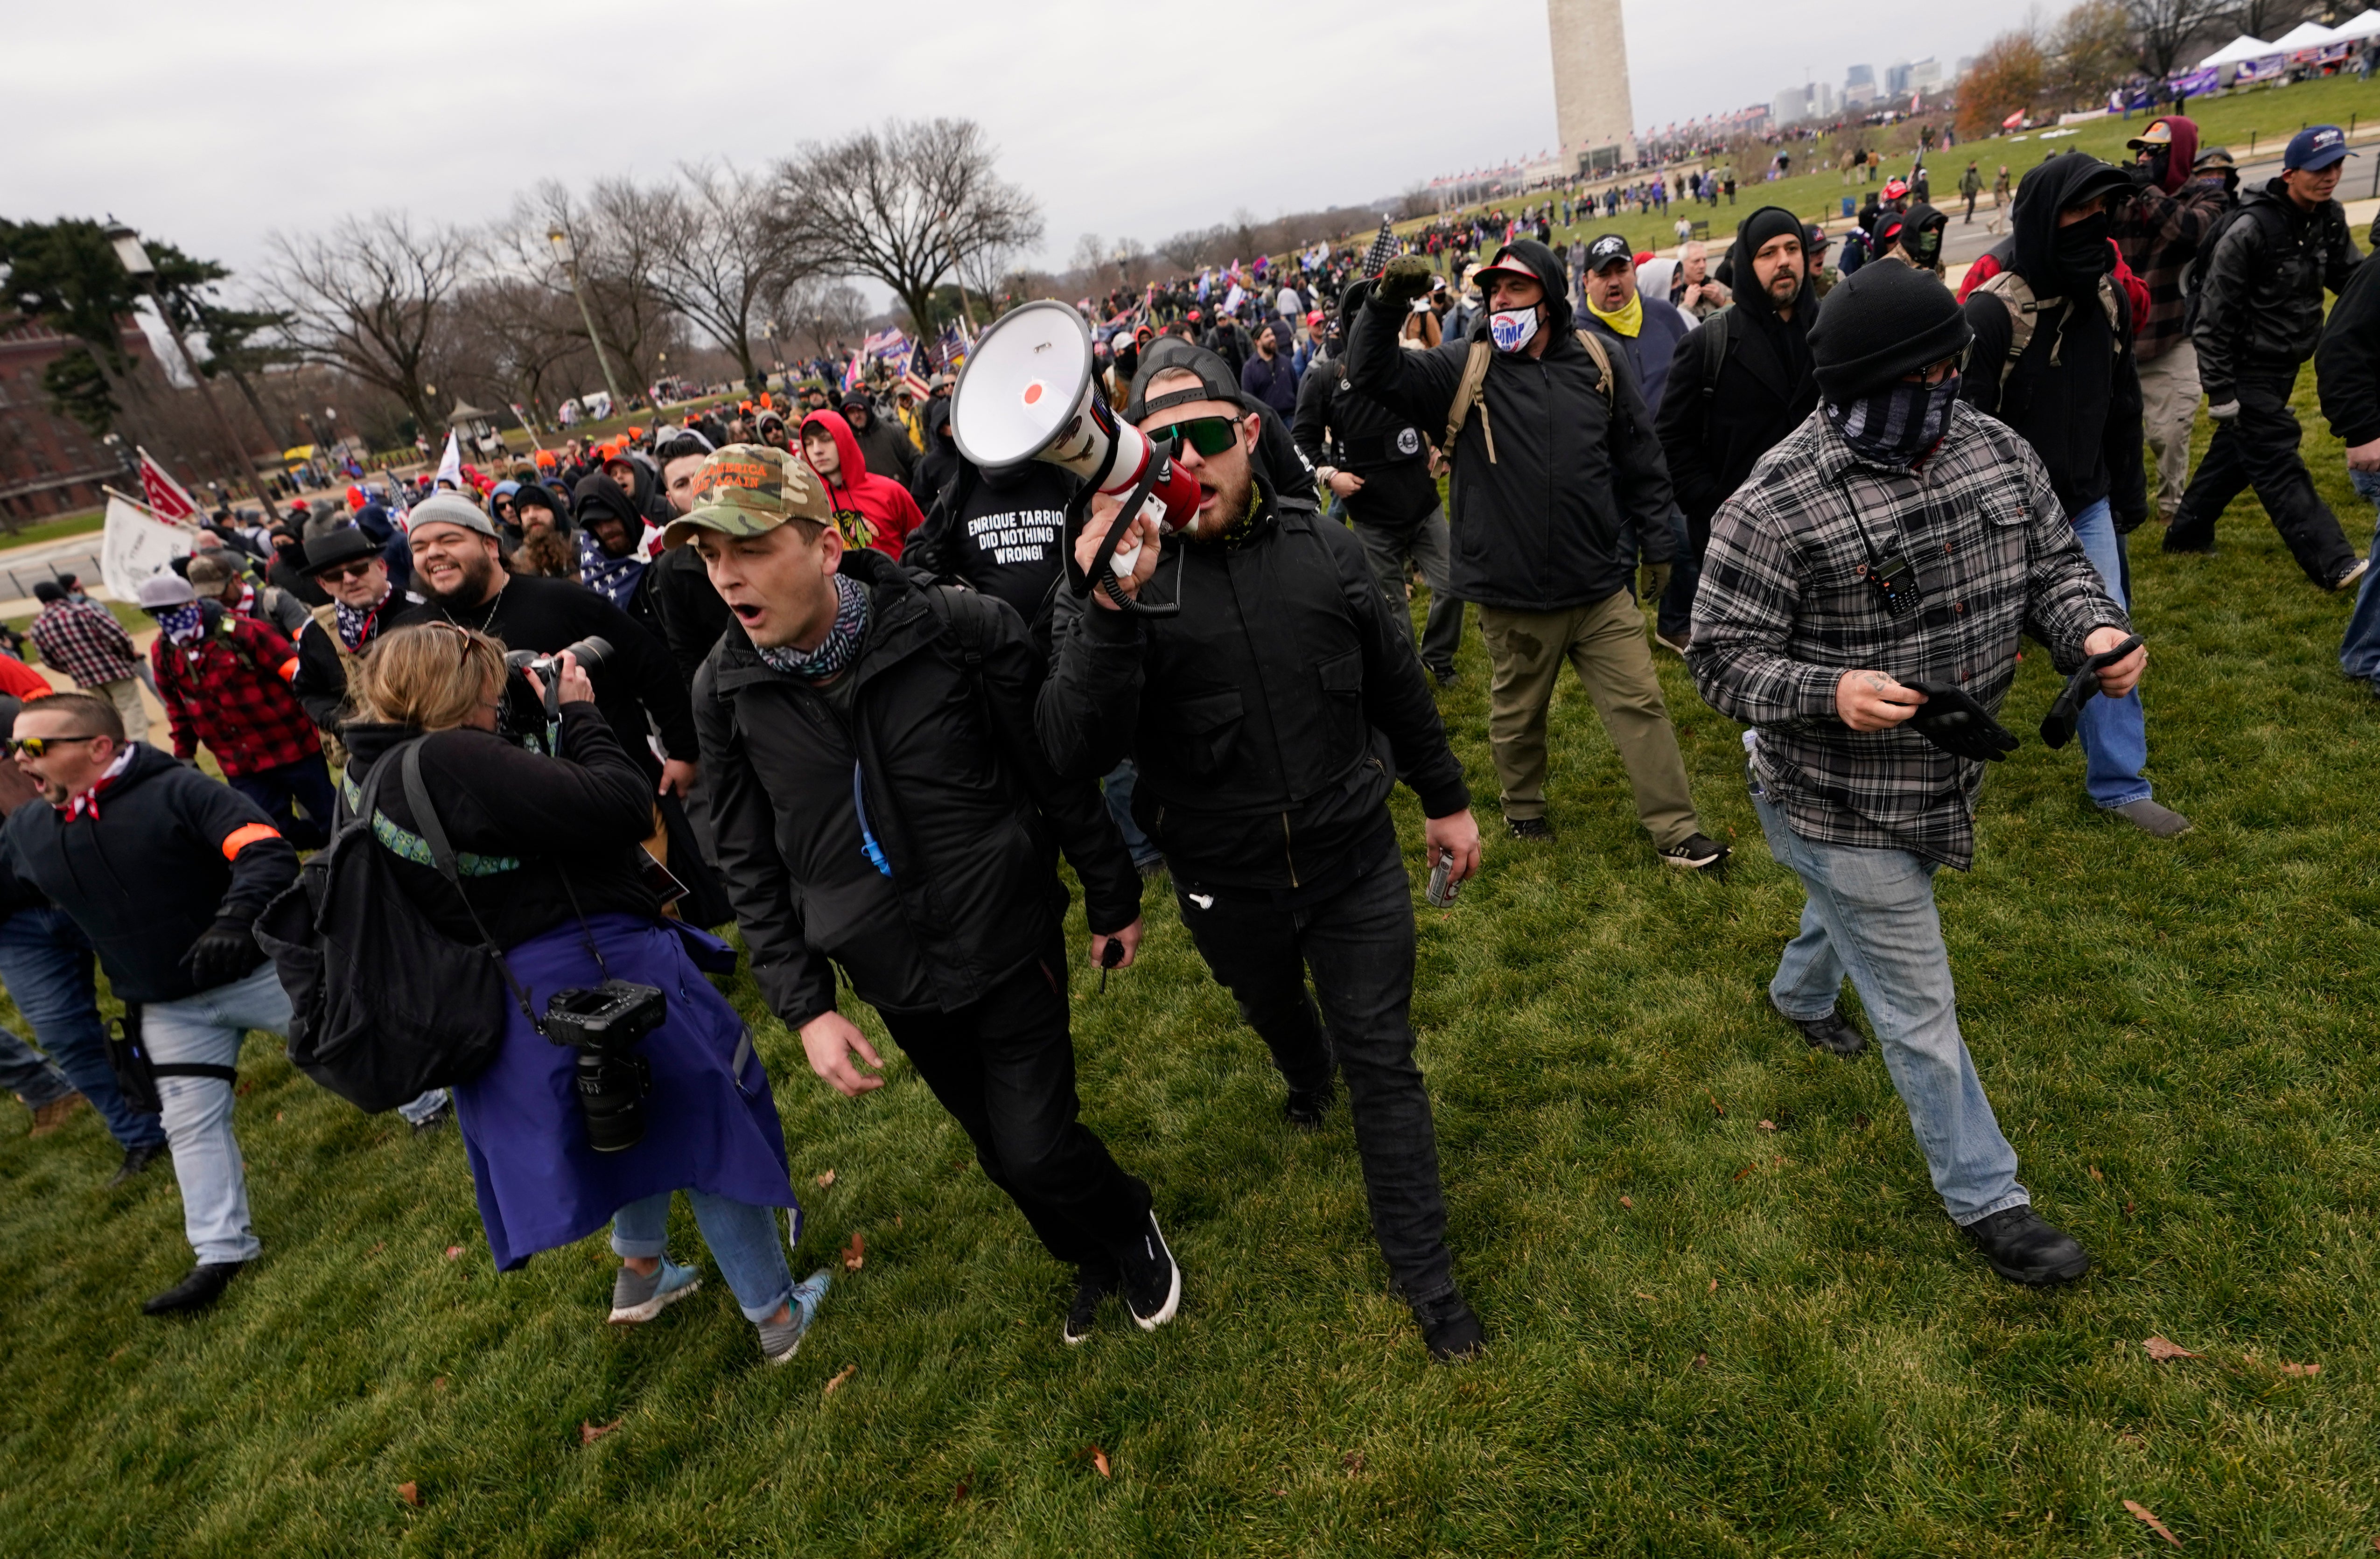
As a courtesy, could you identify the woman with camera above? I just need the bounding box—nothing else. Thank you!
[342,622,828,1363]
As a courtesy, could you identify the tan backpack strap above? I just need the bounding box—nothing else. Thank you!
[1442,340,1496,465]
[1974,269,2045,391]
[2096,274,2124,352]
[1572,329,1616,408]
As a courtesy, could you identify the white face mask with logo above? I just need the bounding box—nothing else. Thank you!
[1488,305,1540,354]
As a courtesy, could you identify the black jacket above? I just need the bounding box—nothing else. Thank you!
[2,745,299,1004]
[2317,238,2380,449]
[1344,238,1673,612]
[695,546,1140,1027]
[1657,220,1821,529]
[2193,179,2363,397]
[1960,154,2149,530]
[339,709,658,952]
[1039,474,1470,895]
[847,412,916,485]
[1291,352,1439,529]
[390,574,698,775]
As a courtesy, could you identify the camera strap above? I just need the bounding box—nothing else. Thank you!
[395,740,540,1026]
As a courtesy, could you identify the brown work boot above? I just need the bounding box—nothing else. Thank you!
[29,1092,88,1138]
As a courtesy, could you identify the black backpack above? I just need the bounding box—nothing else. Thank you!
[254,738,533,1112]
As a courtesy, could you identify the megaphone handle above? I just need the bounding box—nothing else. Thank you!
[1088,440,1182,619]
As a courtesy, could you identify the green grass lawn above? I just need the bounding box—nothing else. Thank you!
[0,510,105,553]
[2,362,2377,1555]
[1408,73,2380,266]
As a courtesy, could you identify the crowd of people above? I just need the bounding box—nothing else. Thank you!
[3,115,2375,1370]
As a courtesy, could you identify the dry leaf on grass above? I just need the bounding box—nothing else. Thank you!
[2279,1360,2320,1377]
[2143,1336,2201,1362]
[1852,1112,1871,1129]
[1708,1093,1725,1117]
[1090,1447,1112,1478]
[1757,1119,1776,1132]
[1617,1195,1633,1209]
[842,1231,865,1272]
[444,1245,463,1261]
[2124,1499,2182,1547]
[2088,1165,2104,1181]
[822,1363,857,1397]
[580,1418,622,1446]
[1708,1278,1719,1293]
[1691,1351,1708,1369]
[1634,1291,1655,1300]
[431,1376,447,1392]
[815,1170,835,1188]
[396,1482,420,1507]
[1341,1451,1366,1474]
[1732,1164,1755,1181]
[950,1479,969,1504]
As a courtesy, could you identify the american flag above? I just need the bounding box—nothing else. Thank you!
[137,447,200,523]
[1361,220,1398,278]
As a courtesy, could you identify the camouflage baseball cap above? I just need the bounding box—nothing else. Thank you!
[659,443,834,549]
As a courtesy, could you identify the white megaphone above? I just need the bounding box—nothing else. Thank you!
[950,301,1203,601]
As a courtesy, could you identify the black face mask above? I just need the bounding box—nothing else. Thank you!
[1906,229,1942,266]
[2055,212,2114,287]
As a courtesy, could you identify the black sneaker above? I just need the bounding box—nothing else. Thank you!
[109,1141,168,1188]
[1064,1265,1118,1345]
[1658,832,1730,870]
[1283,1085,1333,1131]
[2329,558,2370,593]
[1412,1289,1484,1362]
[1507,816,1554,842]
[1960,1206,2090,1286]
[1429,666,1459,688]
[1118,1213,1181,1331]
[1770,998,1865,1057]
[141,1260,245,1315]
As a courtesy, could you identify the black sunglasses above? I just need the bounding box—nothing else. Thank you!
[1146,416,1241,458]
[7,734,101,758]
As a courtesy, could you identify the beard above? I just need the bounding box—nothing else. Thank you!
[422,547,499,608]
[1179,461,1257,548]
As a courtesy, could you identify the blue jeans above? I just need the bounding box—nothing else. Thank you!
[0,906,165,1151]
[1103,760,1161,870]
[611,1190,794,1321]
[2065,498,2152,808]
[2339,469,2380,681]
[142,963,290,1264]
[0,1028,74,1111]
[1752,785,2028,1226]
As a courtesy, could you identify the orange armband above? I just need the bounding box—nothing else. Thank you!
[221,823,283,860]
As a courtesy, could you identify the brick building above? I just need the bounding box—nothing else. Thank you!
[0,319,156,525]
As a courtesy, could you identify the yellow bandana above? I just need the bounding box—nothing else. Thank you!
[1586,290,1643,339]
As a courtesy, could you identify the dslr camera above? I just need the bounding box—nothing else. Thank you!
[501,634,612,739]
[542,978,665,1153]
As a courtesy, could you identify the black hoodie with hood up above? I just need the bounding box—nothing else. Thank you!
[1961,152,2148,530]
[1343,238,1673,612]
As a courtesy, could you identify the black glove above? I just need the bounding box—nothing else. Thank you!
[181,918,264,990]
[1375,255,1434,310]
[2039,634,2142,749]
[1902,679,2021,762]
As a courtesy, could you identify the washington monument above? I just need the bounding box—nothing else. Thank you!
[1546,0,1636,172]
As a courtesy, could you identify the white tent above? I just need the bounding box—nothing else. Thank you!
[2332,8,2380,40]
[2198,32,2281,67]
[2272,19,2340,50]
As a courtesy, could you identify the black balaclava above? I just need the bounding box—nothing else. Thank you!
[2010,152,2136,297]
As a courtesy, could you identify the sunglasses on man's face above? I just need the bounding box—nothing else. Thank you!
[1146,416,1241,458]
[7,734,100,758]
[318,560,378,583]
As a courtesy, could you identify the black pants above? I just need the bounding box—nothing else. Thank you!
[1173,825,1456,1305]
[2168,370,2355,584]
[882,944,1152,1276]
[228,754,336,850]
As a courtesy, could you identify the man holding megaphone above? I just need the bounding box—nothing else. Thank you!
[1027,337,1488,1363]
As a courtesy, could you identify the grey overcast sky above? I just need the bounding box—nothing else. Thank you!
[9,0,1998,288]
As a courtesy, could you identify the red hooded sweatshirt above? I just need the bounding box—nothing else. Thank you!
[799,409,923,561]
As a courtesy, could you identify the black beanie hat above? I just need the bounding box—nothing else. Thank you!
[1737,205,1802,258]
[1807,259,1974,401]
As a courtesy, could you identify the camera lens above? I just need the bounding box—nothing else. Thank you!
[576,1050,650,1153]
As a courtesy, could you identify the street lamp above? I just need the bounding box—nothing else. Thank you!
[546,225,629,419]
[105,218,273,511]
[761,317,784,375]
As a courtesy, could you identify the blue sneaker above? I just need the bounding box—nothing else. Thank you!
[759,1269,832,1366]
[608,1257,700,1323]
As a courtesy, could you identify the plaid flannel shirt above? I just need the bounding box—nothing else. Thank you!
[150,613,321,778]
[1687,403,2126,869]
[28,598,139,689]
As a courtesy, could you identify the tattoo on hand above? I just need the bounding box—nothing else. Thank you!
[1862,672,1893,692]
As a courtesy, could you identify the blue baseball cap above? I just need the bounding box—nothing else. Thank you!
[2285,125,2355,172]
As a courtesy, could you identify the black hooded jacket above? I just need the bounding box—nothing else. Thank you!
[2,744,299,1004]
[1960,153,2148,530]
[2317,250,2380,449]
[2192,177,2364,396]
[1343,238,1673,612]
[1038,454,1470,897]
[1292,315,1439,529]
[1657,207,1822,528]
[694,546,1139,1026]
[909,397,961,510]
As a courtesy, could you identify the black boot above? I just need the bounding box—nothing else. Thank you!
[1283,1084,1333,1131]
[108,1142,168,1188]
[1413,1289,1484,1362]
[1960,1207,2090,1286]
[1063,1263,1118,1345]
[1771,998,1866,1056]
[1117,1213,1181,1332]
[142,1261,245,1315]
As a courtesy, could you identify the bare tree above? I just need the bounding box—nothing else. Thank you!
[264,213,474,435]
[777,278,870,363]
[2233,0,2310,41]
[2051,0,2139,101]
[504,180,680,403]
[772,118,1043,337]
[644,161,806,388]
[2130,0,2228,76]
[445,276,600,429]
